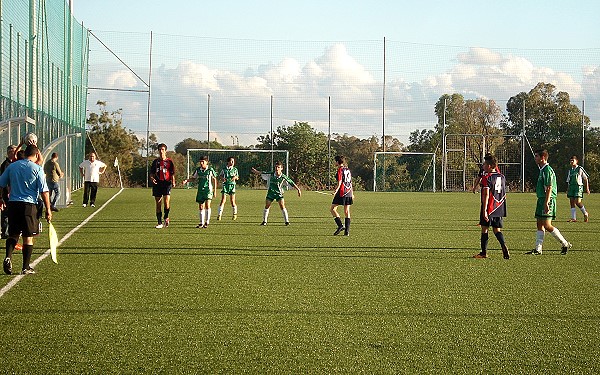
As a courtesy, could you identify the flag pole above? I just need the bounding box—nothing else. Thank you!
[114,157,123,189]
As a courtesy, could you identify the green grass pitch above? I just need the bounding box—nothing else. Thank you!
[1,188,599,373]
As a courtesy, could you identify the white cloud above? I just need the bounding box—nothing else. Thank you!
[458,47,503,65]
[88,44,598,149]
[107,70,139,88]
[425,48,584,101]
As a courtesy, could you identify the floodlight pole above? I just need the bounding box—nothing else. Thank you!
[442,98,447,192]
[207,94,211,151]
[328,96,331,190]
[381,37,386,190]
[582,100,585,166]
[521,101,525,192]
[145,31,153,188]
[270,95,274,167]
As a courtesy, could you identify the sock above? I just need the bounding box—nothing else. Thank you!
[164,208,170,220]
[218,205,224,216]
[263,208,270,223]
[282,208,289,223]
[156,211,162,224]
[23,244,33,270]
[494,232,506,247]
[535,230,545,252]
[580,206,588,215]
[5,237,16,259]
[206,208,211,224]
[480,232,489,254]
[233,205,238,215]
[344,218,351,235]
[334,217,343,228]
[571,208,577,220]
[199,210,205,225]
[549,228,568,246]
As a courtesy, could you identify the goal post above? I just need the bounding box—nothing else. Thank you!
[373,152,436,192]
[443,134,524,192]
[186,149,289,188]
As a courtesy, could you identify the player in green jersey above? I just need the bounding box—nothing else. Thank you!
[527,150,572,255]
[182,156,218,228]
[251,161,301,225]
[217,157,239,221]
[566,155,590,222]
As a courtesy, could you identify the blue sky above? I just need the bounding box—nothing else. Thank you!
[74,0,599,48]
[73,1,600,148]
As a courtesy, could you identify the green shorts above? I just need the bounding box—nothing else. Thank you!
[266,191,284,202]
[196,189,213,203]
[221,183,236,195]
[535,197,556,219]
[567,185,584,199]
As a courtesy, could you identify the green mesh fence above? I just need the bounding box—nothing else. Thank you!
[0,0,88,206]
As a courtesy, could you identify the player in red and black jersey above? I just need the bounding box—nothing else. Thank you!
[330,155,354,236]
[474,154,509,259]
[150,143,176,228]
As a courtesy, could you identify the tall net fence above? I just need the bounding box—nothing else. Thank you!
[0,1,88,205]
[374,152,436,192]
[444,134,524,192]
[85,32,600,154]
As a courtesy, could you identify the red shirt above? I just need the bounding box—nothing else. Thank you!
[151,158,175,182]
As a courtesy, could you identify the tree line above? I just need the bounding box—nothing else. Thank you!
[86,82,599,192]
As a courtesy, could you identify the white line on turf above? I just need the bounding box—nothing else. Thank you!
[313,191,332,195]
[0,188,125,299]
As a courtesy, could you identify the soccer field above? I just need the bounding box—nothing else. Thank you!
[1,188,599,374]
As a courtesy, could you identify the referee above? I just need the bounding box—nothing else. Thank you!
[0,144,52,275]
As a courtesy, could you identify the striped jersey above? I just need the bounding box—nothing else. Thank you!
[193,167,217,192]
[481,170,506,217]
[566,165,588,187]
[336,166,353,198]
[151,157,175,182]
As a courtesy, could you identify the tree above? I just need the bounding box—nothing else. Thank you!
[330,134,380,190]
[504,82,588,145]
[174,138,219,156]
[256,121,329,189]
[86,101,144,187]
[504,82,591,189]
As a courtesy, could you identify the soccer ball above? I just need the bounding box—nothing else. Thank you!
[22,132,38,145]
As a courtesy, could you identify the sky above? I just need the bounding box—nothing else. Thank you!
[71,0,600,149]
[73,0,599,48]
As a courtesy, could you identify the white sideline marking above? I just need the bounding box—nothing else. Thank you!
[0,188,125,298]
[313,190,332,195]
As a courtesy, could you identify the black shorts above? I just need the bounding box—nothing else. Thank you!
[7,201,39,237]
[479,213,503,228]
[152,181,172,197]
[332,195,353,206]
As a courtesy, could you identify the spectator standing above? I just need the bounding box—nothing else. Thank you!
[79,152,106,207]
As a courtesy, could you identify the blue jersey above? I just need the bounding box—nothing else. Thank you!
[0,159,48,203]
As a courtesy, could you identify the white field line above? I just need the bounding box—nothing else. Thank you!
[313,190,332,195]
[0,188,125,298]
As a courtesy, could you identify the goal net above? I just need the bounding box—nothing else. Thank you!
[186,149,289,189]
[373,152,436,192]
[444,134,523,192]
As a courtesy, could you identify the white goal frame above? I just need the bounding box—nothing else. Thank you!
[373,152,436,192]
